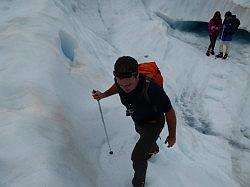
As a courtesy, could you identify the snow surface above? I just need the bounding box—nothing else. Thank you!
[0,0,250,187]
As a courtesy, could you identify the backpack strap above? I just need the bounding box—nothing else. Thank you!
[142,77,150,103]
[141,77,158,112]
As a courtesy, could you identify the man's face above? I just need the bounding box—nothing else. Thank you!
[116,75,139,93]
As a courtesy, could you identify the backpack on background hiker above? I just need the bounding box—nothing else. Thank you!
[231,15,240,34]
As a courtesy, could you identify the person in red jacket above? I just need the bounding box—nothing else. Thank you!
[206,11,223,56]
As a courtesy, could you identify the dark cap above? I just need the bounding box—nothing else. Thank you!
[225,11,232,17]
[113,56,138,78]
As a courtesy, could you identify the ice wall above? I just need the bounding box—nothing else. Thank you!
[144,0,250,32]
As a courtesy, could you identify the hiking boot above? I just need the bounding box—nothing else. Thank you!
[147,149,159,160]
[216,52,223,58]
[206,51,210,56]
[223,53,228,59]
[132,178,145,187]
[211,51,215,55]
[138,182,145,187]
[147,144,159,159]
[134,182,144,187]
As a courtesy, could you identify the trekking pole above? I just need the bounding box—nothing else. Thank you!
[93,90,113,155]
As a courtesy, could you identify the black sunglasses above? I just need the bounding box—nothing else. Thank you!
[113,71,138,78]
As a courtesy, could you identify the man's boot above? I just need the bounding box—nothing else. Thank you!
[216,52,223,58]
[206,51,210,56]
[132,178,145,187]
[211,50,215,55]
[147,143,159,159]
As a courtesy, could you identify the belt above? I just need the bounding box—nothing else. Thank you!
[141,115,165,125]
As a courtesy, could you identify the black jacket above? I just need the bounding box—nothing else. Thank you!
[116,74,172,124]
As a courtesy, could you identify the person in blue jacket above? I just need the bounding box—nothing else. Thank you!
[216,11,234,59]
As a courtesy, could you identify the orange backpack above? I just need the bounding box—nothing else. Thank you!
[138,62,163,88]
